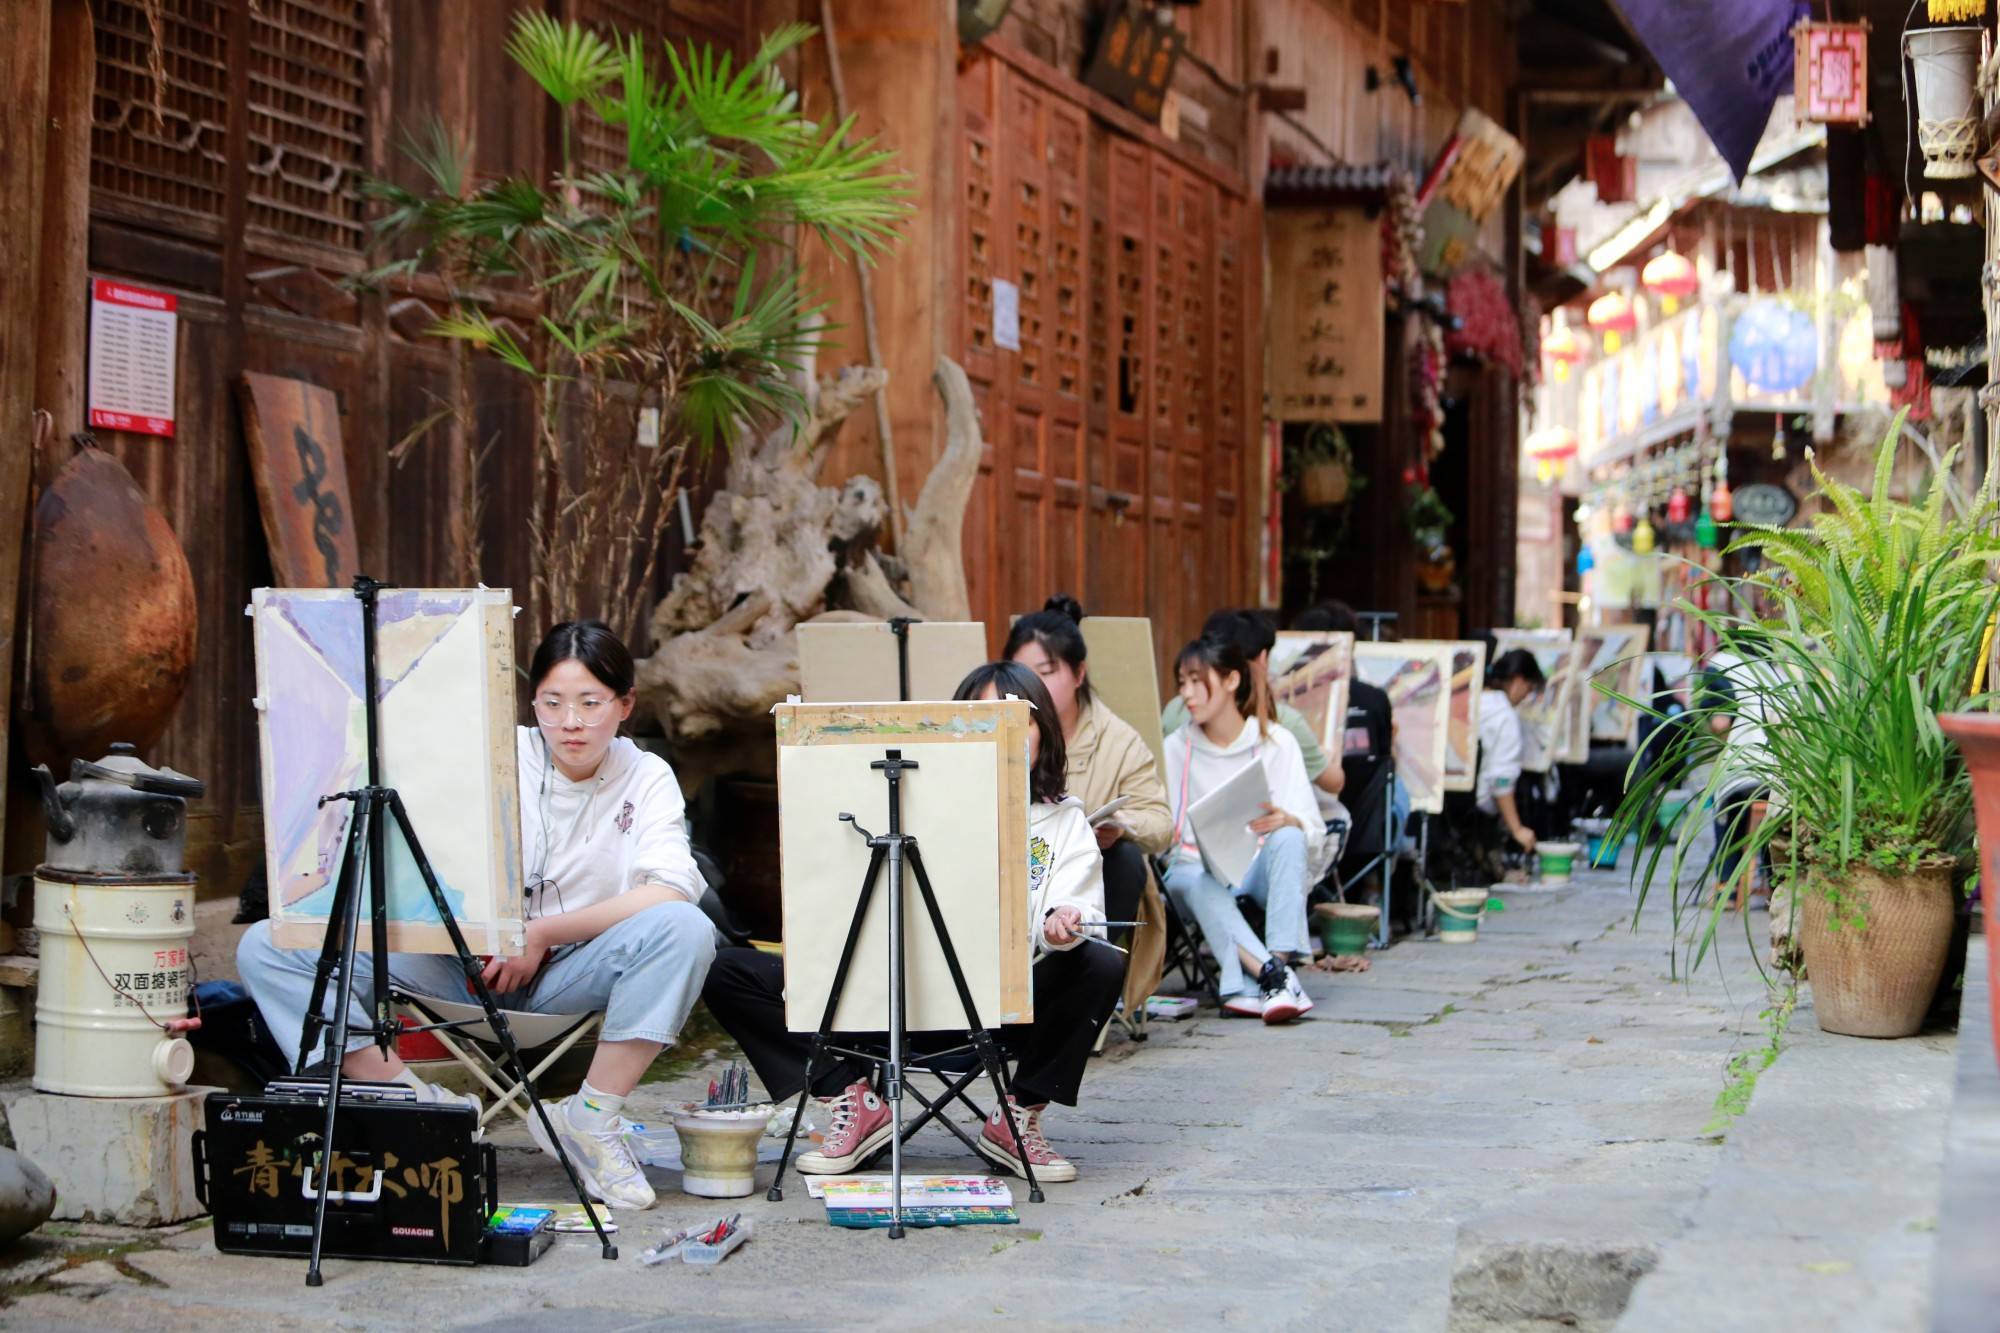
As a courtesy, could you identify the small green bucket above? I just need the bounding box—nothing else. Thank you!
[1435,888,1490,943]
[1538,842,1580,882]
[1315,902,1378,956]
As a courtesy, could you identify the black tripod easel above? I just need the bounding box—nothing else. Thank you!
[292,576,615,1285]
[765,748,1045,1238]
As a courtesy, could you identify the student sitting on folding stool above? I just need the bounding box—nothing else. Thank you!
[237,620,717,1212]
[702,662,1123,1184]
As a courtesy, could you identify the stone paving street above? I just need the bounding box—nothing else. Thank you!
[0,865,1957,1331]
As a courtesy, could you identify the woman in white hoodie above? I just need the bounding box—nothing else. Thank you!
[702,662,1122,1184]
[1163,636,1320,1023]
[238,620,717,1213]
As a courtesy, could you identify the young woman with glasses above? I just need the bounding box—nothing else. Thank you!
[237,620,716,1213]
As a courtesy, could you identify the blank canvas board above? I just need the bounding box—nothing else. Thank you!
[1417,639,1487,793]
[253,587,524,956]
[1352,642,1454,814]
[1270,630,1354,755]
[775,701,1032,1032]
[1187,760,1271,888]
[797,621,989,703]
[1577,624,1652,744]
[1078,616,1166,778]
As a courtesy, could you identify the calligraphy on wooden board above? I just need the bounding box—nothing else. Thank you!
[1265,209,1385,423]
[238,373,361,588]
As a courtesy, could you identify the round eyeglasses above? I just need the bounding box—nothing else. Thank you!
[533,696,616,728]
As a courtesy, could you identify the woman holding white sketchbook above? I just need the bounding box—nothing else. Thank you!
[1162,635,1321,1023]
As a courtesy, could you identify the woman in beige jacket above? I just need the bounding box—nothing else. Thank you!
[1007,596,1173,1015]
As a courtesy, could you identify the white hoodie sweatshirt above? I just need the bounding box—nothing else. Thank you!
[1027,797,1105,958]
[516,728,704,920]
[1163,716,1325,876]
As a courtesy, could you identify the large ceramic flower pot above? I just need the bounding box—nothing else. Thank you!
[1798,861,1954,1038]
[1937,713,2000,1060]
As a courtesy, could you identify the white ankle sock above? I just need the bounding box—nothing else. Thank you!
[392,1068,431,1097]
[569,1080,626,1131]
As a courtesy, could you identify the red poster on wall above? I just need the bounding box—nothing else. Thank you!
[87,279,178,439]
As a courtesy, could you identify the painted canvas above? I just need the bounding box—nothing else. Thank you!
[1269,630,1355,756]
[1352,642,1455,814]
[252,587,523,955]
[1493,629,1580,770]
[1420,639,1487,793]
[1577,624,1653,744]
[775,700,1032,1032]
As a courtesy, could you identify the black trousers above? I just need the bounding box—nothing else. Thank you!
[701,940,1126,1108]
[1101,837,1147,924]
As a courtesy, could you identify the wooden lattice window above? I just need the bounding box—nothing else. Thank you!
[966,136,997,354]
[92,0,232,230]
[247,0,368,250]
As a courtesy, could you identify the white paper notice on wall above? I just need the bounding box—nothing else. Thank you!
[88,279,178,439]
[993,278,1021,352]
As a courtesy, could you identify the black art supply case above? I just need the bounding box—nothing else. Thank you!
[194,1086,495,1266]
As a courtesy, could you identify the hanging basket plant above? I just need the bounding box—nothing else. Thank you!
[1291,424,1360,509]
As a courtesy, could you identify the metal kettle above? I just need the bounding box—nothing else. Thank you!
[32,742,205,877]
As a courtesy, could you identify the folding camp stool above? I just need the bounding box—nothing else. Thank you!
[392,988,603,1130]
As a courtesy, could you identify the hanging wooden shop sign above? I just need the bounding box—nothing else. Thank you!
[1794,21,1870,126]
[237,372,362,588]
[1081,8,1185,124]
[1266,209,1385,423]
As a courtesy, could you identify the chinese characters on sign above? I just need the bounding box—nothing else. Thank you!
[1081,10,1186,124]
[232,1143,467,1247]
[88,279,178,438]
[1266,209,1384,423]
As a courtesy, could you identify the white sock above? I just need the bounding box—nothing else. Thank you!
[569,1080,626,1131]
[392,1068,432,1097]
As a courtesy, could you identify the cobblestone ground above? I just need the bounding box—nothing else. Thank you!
[2,867,1808,1331]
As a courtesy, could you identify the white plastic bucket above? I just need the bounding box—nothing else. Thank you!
[1907,26,1983,179]
[33,874,197,1097]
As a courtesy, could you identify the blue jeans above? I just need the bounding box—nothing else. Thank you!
[236,899,717,1068]
[1163,825,1309,998]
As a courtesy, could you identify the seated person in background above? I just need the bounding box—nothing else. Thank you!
[1005,594,1173,927]
[702,662,1122,1184]
[1162,636,1321,1023]
[1468,648,1546,877]
[1161,610,1346,808]
[237,621,717,1211]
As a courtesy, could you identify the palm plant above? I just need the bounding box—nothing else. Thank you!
[360,15,909,640]
[1605,414,2000,968]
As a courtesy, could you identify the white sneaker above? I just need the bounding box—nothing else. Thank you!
[1220,992,1265,1018]
[411,1080,482,1117]
[526,1096,657,1210]
[1262,966,1314,1025]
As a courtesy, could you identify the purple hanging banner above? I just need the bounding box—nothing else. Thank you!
[1611,0,1809,181]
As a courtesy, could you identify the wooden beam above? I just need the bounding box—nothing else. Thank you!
[34,0,91,479]
[0,1,52,885]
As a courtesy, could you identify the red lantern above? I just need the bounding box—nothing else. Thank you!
[1666,485,1691,524]
[1711,477,1734,524]
[1543,325,1585,382]
[1587,292,1637,353]
[1525,427,1579,484]
[1641,252,1699,314]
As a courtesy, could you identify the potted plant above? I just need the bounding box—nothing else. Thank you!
[359,15,909,639]
[1606,416,2000,1038]
[1292,424,1357,508]
[1406,484,1453,546]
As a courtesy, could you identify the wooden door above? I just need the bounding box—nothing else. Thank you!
[959,50,1256,673]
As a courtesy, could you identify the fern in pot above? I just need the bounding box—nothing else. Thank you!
[1605,417,2000,1037]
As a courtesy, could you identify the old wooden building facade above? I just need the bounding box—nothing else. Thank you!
[4,0,1538,897]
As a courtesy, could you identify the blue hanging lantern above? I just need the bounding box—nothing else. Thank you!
[1577,542,1597,575]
